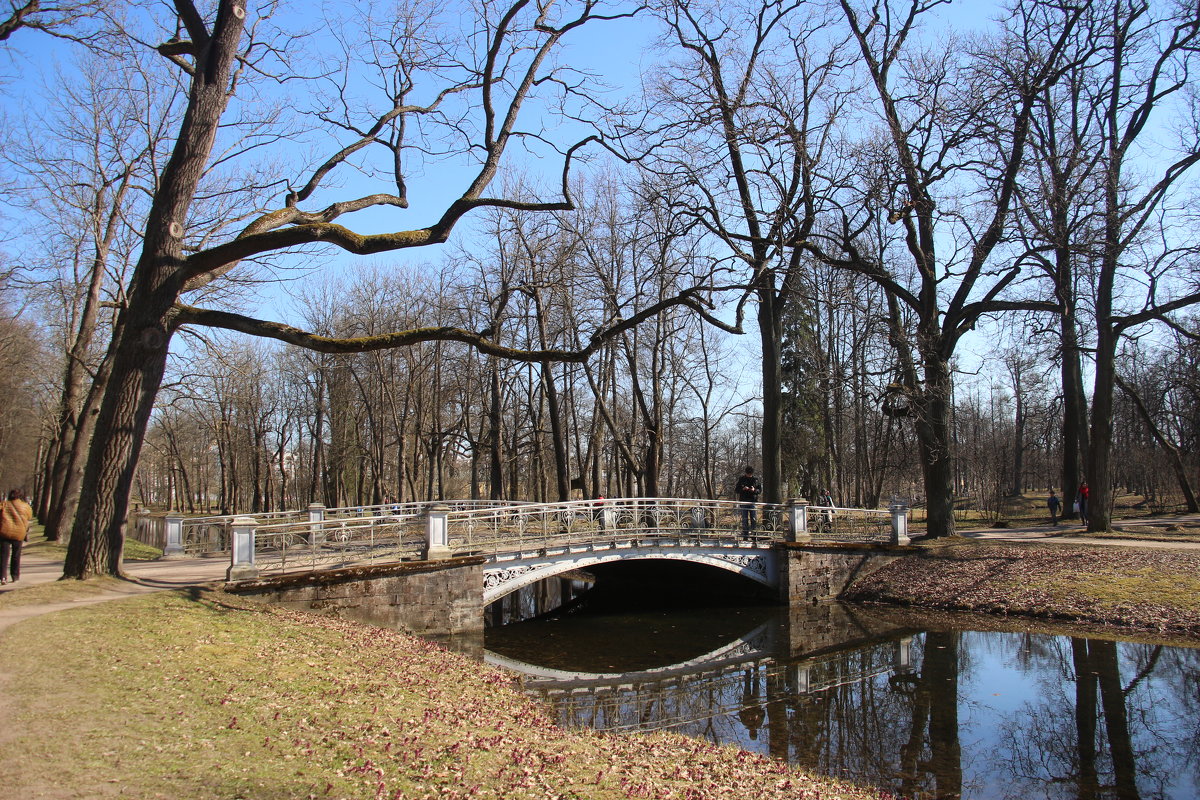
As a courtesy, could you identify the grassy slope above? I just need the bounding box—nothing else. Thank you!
[0,589,884,800]
[843,540,1200,637]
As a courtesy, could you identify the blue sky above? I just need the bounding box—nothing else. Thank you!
[0,0,1042,392]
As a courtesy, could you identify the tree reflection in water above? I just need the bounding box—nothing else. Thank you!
[992,636,1200,800]
[486,603,1200,799]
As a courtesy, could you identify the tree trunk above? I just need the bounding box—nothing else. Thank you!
[63,302,175,577]
[1087,322,1117,532]
[917,355,958,539]
[1010,365,1025,496]
[1060,309,1088,519]
[487,364,504,500]
[62,0,246,577]
[758,287,784,504]
[540,361,570,501]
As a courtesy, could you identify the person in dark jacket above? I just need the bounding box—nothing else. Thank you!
[735,466,762,533]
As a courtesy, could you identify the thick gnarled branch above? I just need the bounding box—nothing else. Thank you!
[172,285,725,363]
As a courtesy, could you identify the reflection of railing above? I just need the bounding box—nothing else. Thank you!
[129,512,167,550]
[513,638,913,734]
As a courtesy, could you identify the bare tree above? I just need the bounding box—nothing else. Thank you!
[0,276,46,491]
[8,47,176,539]
[637,0,851,503]
[805,0,1083,537]
[61,0,701,578]
[0,0,101,43]
[1079,0,1200,530]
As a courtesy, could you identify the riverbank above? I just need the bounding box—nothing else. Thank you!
[842,539,1200,639]
[0,586,888,800]
[6,527,1200,798]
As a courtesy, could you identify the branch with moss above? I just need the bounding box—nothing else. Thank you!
[171,284,734,363]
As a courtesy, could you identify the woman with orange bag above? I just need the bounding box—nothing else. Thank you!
[0,489,33,585]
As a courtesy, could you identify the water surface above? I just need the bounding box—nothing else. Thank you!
[485,601,1200,800]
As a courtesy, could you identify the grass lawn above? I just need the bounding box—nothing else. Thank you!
[846,539,1200,637]
[0,587,884,800]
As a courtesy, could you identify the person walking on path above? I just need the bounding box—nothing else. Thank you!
[735,466,762,534]
[1047,491,1061,526]
[1076,482,1090,526]
[0,489,33,585]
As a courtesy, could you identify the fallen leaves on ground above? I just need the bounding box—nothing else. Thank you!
[843,542,1200,637]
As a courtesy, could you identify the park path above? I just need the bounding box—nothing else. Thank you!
[0,553,228,635]
[959,514,1200,549]
[2,514,1198,634]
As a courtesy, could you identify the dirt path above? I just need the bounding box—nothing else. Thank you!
[957,514,1200,549]
[0,552,228,634]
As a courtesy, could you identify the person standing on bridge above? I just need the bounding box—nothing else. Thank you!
[735,466,762,534]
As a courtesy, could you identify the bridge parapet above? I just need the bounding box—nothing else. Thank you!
[445,497,786,558]
[444,497,897,557]
[218,497,907,582]
[178,499,530,557]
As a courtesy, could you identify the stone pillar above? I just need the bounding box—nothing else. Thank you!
[227,516,259,581]
[890,501,910,545]
[424,503,451,560]
[163,514,185,559]
[786,499,810,543]
[307,503,326,547]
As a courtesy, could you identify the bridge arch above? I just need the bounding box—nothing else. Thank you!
[482,546,776,605]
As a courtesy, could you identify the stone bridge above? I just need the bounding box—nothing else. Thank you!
[176,497,912,634]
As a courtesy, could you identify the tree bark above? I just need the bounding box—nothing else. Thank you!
[63,0,246,578]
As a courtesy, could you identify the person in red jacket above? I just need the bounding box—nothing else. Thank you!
[0,488,33,584]
[1076,481,1090,526]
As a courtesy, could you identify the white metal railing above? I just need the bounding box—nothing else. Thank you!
[176,499,530,557]
[443,498,895,558]
[804,505,894,542]
[214,497,910,581]
[443,498,785,557]
[247,513,428,575]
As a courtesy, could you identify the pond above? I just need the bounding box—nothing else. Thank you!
[483,593,1200,800]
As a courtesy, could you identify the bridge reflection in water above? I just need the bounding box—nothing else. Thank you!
[488,622,912,737]
[485,602,1200,800]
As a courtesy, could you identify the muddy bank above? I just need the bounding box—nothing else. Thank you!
[840,541,1200,640]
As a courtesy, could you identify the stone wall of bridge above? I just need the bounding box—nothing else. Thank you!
[224,542,917,636]
[226,557,485,636]
[775,542,908,606]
